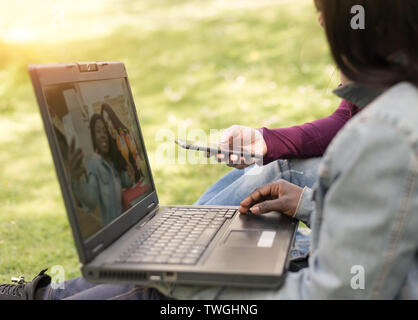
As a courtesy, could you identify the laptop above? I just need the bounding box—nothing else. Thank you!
[29,61,297,288]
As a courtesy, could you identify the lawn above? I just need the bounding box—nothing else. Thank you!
[0,0,340,283]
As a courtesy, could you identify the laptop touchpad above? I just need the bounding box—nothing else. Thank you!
[224,230,276,248]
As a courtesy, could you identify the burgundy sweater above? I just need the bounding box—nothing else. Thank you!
[261,99,359,164]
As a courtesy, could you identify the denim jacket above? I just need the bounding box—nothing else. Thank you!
[72,153,132,227]
[158,82,418,300]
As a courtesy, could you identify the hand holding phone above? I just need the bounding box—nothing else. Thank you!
[175,125,267,169]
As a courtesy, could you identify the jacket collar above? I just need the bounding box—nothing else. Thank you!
[333,83,387,109]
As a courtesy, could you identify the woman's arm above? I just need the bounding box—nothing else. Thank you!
[71,172,100,212]
[261,99,356,164]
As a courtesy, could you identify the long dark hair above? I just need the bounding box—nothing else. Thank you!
[314,0,418,88]
[101,103,129,133]
[100,103,141,181]
[89,114,127,174]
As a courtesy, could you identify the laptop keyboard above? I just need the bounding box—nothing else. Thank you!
[116,207,237,265]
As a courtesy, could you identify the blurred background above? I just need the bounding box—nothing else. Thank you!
[0,0,340,282]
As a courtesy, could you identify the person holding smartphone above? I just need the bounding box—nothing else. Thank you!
[2,0,417,300]
[192,82,357,267]
[190,10,359,268]
[194,11,355,209]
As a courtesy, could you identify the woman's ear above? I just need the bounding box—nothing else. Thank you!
[318,12,325,28]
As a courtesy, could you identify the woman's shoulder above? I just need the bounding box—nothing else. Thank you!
[86,153,105,172]
[355,82,418,149]
[322,83,418,179]
[337,82,417,149]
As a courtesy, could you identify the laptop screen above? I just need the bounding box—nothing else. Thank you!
[42,78,153,240]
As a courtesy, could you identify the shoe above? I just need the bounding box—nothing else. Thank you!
[0,269,51,300]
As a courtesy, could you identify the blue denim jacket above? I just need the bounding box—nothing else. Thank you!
[158,82,418,299]
[72,153,132,227]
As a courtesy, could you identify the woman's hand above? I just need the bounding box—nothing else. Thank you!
[68,137,86,181]
[211,125,267,170]
[238,179,304,217]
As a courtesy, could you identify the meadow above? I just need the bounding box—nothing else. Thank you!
[0,0,340,283]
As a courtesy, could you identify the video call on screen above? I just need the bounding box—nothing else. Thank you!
[43,79,152,240]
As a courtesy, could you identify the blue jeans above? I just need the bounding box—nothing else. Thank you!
[195,157,320,206]
[43,276,171,300]
[44,158,321,300]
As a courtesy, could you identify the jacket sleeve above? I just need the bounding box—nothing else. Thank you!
[293,186,315,227]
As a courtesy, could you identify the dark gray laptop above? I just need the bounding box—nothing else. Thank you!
[29,61,297,288]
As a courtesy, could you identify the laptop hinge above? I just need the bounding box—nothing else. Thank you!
[137,204,159,229]
[92,243,104,255]
[89,205,159,259]
[147,201,156,210]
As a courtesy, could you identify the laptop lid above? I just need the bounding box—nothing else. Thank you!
[29,62,159,263]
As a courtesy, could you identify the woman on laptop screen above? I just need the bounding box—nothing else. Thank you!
[100,102,145,183]
[69,113,133,227]
[42,79,153,237]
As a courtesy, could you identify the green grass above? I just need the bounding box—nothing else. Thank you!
[0,0,340,283]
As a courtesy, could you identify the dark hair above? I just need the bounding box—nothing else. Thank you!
[314,0,418,88]
[100,103,141,181]
[100,103,129,133]
[90,114,104,153]
[89,114,127,174]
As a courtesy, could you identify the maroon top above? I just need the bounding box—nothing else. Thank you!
[261,99,359,164]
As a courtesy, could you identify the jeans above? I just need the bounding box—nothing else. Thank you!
[44,157,321,300]
[43,276,171,300]
[195,158,320,207]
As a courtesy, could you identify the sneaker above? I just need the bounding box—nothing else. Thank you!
[0,269,51,300]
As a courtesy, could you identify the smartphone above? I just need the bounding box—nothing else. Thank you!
[175,138,263,159]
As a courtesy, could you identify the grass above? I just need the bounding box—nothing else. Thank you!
[0,0,340,283]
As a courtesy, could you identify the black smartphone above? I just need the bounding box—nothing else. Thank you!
[175,138,263,159]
